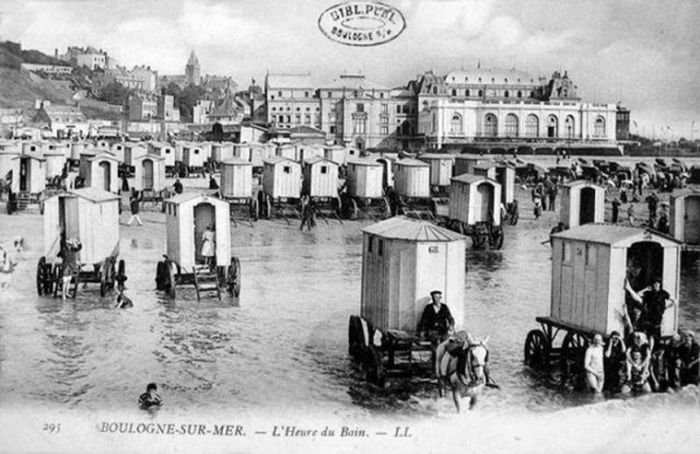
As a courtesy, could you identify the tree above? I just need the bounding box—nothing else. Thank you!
[96,81,131,106]
[177,84,206,123]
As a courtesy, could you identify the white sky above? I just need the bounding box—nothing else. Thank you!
[1,0,699,139]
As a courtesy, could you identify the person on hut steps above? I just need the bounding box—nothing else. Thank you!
[625,278,677,342]
[418,290,455,344]
[201,224,216,267]
[584,333,605,394]
[138,383,162,410]
[57,236,82,299]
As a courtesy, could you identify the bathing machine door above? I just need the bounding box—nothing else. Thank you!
[684,195,700,245]
[579,186,596,225]
[193,202,215,265]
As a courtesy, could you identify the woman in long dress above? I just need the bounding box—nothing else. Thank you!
[201,224,215,267]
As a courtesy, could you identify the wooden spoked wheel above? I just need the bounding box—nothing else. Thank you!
[36,257,47,296]
[524,330,550,368]
[490,227,504,250]
[560,332,589,388]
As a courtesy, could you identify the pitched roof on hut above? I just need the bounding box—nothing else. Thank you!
[362,216,465,241]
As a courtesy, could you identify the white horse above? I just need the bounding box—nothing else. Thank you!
[435,336,490,413]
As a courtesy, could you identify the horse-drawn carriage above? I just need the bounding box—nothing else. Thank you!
[219,157,258,226]
[155,193,240,300]
[445,174,503,249]
[524,224,681,388]
[36,188,125,298]
[348,216,466,387]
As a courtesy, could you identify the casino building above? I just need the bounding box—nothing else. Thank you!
[415,68,618,150]
[264,67,624,152]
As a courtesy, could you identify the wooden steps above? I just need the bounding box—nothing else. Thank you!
[192,265,221,300]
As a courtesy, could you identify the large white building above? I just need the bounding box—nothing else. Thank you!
[416,68,617,149]
[264,67,622,151]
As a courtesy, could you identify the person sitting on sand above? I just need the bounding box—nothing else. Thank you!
[115,285,133,309]
[139,383,162,410]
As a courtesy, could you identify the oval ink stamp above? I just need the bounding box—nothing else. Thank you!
[318,1,406,47]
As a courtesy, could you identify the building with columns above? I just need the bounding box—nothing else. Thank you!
[264,67,621,151]
[416,68,617,149]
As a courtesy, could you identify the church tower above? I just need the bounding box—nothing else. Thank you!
[185,51,201,86]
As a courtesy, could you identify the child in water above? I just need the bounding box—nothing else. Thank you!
[622,350,651,395]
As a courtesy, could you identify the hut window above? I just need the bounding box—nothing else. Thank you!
[585,244,596,268]
[321,166,328,174]
[377,240,384,256]
[166,149,171,154]
[283,166,291,174]
[562,243,572,262]
[194,149,200,154]
[368,237,373,253]
[31,146,36,152]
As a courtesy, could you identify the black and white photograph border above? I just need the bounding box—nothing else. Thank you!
[0,0,699,452]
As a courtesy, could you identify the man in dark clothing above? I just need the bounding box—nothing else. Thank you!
[139,383,162,410]
[418,290,455,344]
[656,210,669,234]
[646,192,658,226]
[676,330,700,386]
[173,179,183,194]
[611,198,621,223]
[626,279,676,342]
[549,222,566,246]
[127,192,143,226]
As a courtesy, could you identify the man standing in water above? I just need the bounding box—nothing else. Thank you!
[418,290,455,344]
[584,333,605,394]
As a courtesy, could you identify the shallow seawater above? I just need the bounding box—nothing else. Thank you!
[1,185,699,418]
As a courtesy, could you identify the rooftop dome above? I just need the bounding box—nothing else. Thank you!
[445,68,540,86]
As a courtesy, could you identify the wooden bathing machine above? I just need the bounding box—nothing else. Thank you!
[164,193,231,270]
[346,159,384,199]
[454,156,488,177]
[43,188,120,264]
[148,142,176,167]
[361,216,466,333]
[79,151,120,193]
[550,225,680,336]
[302,157,339,198]
[669,186,700,249]
[560,180,605,228]
[16,151,46,194]
[0,147,21,193]
[393,158,430,198]
[133,153,166,192]
[262,156,302,199]
[417,153,454,187]
[220,158,253,198]
[473,161,515,205]
[448,174,502,227]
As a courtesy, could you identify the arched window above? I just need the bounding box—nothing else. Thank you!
[450,113,462,135]
[547,115,559,138]
[594,117,606,136]
[504,114,518,137]
[504,90,510,98]
[466,89,470,97]
[433,86,438,95]
[525,114,539,137]
[517,91,522,98]
[565,115,575,139]
[484,114,498,137]
[451,89,457,96]
[478,89,483,97]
